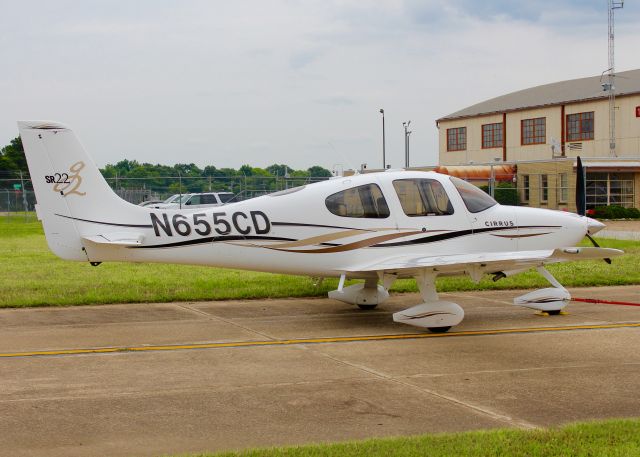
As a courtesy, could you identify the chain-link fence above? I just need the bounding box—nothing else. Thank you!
[0,189,36,217]
[0,174,332,217]
[102,175,331,203]
[2,170,633,221]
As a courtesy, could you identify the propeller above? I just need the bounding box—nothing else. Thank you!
[586,233,612,264]
[576,156,611,264]
[575,156,586,216]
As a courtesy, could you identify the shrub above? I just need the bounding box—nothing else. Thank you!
[592,205,640,219]
[626,207,640,218]
[479,182,519,206]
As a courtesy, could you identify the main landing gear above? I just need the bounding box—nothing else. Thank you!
[328,271,463,333]
[391,270,464,333]
[328,265,570,333]
[328,277,389,310]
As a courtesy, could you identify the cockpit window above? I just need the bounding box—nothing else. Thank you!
[325,184,390,218]
[450,176,497,213]
[393,179,454,216]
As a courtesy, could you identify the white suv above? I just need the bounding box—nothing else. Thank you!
[155,192,235,209]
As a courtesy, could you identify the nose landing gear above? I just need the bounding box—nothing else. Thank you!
[513,266,570,315]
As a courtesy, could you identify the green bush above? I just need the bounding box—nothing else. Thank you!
[479,182,519,206]
[592,205,640,219]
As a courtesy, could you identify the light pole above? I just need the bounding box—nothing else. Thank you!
[403,121,412,168]
[379,109,386,169]
[407,130,412,167]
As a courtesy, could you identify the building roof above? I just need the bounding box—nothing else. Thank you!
[437,69,640,122]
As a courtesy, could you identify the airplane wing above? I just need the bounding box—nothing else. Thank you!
[339,247,623,278]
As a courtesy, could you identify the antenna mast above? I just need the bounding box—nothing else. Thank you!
[607,0,624,157]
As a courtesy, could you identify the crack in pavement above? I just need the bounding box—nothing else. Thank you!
[175,303,278,341]
[304,345,539,430]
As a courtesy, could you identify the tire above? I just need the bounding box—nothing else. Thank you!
[428,326,452,333]
[357,304,378,310]
[547,309,562,315]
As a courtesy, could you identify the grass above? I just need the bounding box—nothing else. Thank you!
[182,419,640,457]
[1,218,639,308]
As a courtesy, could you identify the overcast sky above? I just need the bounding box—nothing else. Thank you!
[2,0,639,171]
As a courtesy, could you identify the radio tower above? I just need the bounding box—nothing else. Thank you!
[607,0,624,157]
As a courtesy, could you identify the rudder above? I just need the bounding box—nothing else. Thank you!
[18,121,144,261]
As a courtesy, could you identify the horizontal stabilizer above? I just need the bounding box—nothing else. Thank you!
[82,232,145,246]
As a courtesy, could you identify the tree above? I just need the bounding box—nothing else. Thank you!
[203,165,226,178]
[307,165,332,178]
[0,137,27,172]
[1,131,334,195]
[112,159,140,174]
[266,164,290,177]
[173,163,202,177]
[239,164,254,176]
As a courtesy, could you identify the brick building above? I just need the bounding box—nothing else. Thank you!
[436,69,640,211]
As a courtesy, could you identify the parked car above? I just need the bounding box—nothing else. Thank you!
[154,192,235,209]
[138,199,165,207]
[139,194,182,208]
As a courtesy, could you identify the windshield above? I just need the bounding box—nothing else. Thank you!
[449,176,497,213]
[164,194,180,203]
[218,193,235,203]
[177,194,192,204]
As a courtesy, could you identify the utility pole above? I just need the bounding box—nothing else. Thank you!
[403,121,412,168]
[178,172,183,209]
[379,109,386,169]
[19,171,28,213]
[607,0,624,157]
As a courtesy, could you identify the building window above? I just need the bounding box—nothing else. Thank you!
[566,112,594,141]
[447,127,467,151]
[521,174,530,202]
[558,173,568,204]
[521,118,546,145]
[586,172,634,209]
[482,123,503,149]
[540,174,548,203]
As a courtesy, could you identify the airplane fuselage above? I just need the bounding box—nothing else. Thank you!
[74,171,592,278]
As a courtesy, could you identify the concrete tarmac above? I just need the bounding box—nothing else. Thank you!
[1,285,640,457]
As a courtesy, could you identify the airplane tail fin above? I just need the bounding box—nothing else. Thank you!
[17,121,144,261]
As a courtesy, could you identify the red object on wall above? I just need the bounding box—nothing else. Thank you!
[636,106,640,117]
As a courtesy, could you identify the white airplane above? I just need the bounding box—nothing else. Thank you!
[18,121,623,332]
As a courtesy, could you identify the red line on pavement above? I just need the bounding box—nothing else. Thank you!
[573,297,640,307]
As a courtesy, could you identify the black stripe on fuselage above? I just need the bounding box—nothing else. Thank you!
[55,213,153,228]
[129,235,296,249]
[372,225,562,248]
[272,221,374,231]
